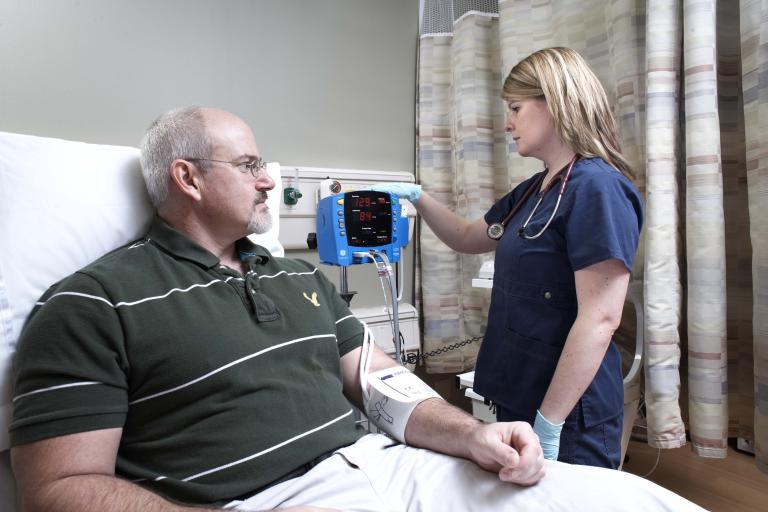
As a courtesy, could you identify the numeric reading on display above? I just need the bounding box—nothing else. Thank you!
[350,196,386,208]
[344,191,392,247]
[355,211,373,222]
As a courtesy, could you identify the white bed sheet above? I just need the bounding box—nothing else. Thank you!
[232,433,706,512]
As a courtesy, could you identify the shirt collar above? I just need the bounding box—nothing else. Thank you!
[148,217,271,268]
[236,238,272,266]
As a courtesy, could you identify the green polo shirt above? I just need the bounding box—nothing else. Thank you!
[11,217,365,505]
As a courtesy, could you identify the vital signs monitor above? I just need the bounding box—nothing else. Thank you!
[317,190,409,266]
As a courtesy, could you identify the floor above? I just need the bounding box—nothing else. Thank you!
[622,439,767,512]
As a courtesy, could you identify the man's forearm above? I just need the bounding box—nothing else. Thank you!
[22,473,220,512]
[380,378,545,486]
[403,397,481,460]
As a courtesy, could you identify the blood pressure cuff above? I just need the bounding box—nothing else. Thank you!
[363,367,441,443]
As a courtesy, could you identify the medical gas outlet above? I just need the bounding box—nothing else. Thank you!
[283,187,303,205]
[283,167,303,206]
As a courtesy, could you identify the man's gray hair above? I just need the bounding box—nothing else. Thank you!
[139,106,212,208]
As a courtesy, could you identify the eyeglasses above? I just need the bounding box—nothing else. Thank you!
[184,156,267,178]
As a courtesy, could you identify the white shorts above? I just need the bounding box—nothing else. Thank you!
[228,433,704,512]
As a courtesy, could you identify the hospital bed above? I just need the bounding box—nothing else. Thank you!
[0,131,700,512]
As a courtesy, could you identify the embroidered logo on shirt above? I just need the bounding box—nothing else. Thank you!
[303,292,321,307]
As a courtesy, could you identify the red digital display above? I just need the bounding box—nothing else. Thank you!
[353,196,373,208]
[344,191,392,247]
[355,211,373,222]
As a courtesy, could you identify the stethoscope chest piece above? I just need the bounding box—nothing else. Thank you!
[486,223,504,240]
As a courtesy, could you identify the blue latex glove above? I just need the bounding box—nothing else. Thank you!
[369,182,422,203]
[533,409,564,461]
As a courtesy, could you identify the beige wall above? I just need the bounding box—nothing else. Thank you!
[0,0,417,172]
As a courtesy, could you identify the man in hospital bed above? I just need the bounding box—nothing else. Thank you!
[8,107,704,512]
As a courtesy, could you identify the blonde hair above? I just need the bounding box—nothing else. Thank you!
[502,47,634,179]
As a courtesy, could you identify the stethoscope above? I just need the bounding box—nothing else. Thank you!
[486,155,578,240]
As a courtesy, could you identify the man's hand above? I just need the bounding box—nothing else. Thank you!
[465,421,545,486]
[401,395,544,487]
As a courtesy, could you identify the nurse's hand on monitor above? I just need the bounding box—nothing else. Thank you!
[369,182,422,203]
[533,409,564,460]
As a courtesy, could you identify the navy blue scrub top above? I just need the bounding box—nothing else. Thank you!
[474,157,643,428]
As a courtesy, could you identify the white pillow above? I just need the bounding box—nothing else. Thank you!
[0,131,282,449]
[0,132,151,449]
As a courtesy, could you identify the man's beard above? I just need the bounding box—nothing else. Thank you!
[248,193,273,234]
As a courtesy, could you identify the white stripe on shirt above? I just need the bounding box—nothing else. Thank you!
[129,333,336,405]
[37,269,318,308]
[37,278,238,308]
[335,314,356,325]
[12,381,102,403]
[257,268,318,280]
[181,408,354,482]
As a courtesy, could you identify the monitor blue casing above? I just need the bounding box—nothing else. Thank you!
[317,191,409,266]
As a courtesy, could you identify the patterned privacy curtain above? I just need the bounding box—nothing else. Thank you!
[417,0,767,471]
[417,0,506,374]
[643,0,766,464]
[738,0,767,471]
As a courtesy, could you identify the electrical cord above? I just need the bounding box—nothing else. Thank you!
[628,398,662,478]
[355,249,482,366]
[641,444,662,478]
[396,260,404,302]
[355,250,405,364]
[404,334,483,365]
[372,251,400,362]
[359,321,375,404]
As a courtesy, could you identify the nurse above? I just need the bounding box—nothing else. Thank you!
[375,47,643,469]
